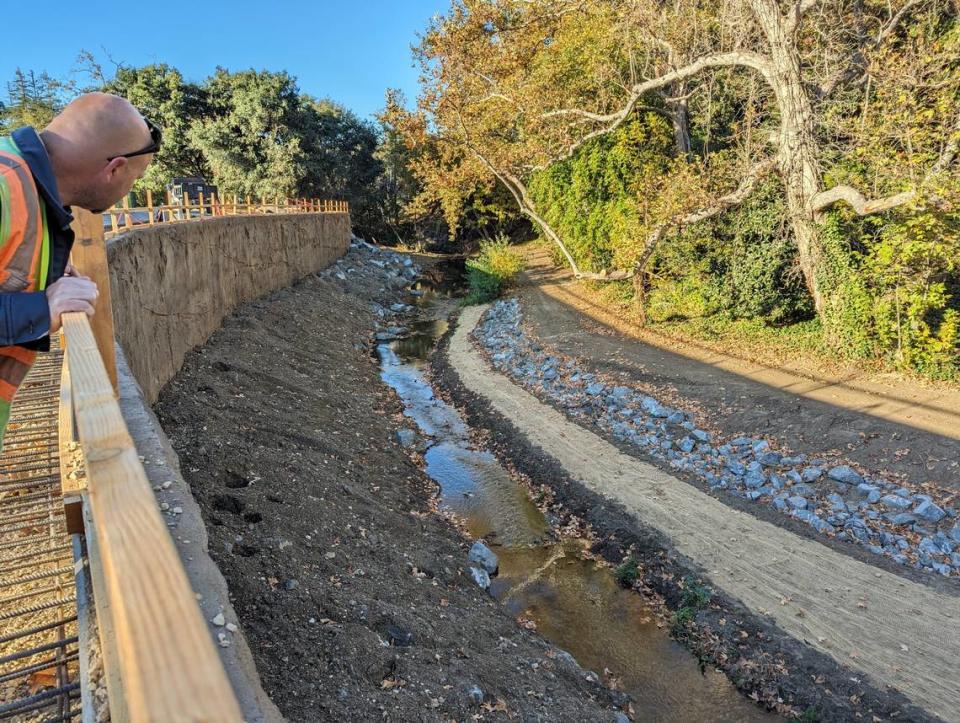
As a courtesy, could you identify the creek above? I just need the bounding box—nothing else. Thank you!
[377,260,772,722]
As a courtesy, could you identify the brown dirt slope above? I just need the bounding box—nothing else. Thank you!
[450,304,960,723]
[154,250,623,722]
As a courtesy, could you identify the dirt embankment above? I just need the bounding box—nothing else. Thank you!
[154,246,625,722]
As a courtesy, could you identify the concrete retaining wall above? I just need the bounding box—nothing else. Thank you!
[107,213,350,404]
[105,212,349,722]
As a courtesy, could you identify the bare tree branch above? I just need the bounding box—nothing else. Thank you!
[543,51,774,124]
[817,0,929,98]
[629,156,779,277]
[534,51,774,170]
[786,0,822,33]
[811,110,960,214]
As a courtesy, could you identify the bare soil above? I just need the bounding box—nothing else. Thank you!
[153,249,625,722]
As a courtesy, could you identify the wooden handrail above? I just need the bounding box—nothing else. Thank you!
[61,311,243,722]
[103,195,349,238]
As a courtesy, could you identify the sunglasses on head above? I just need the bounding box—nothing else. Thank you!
[108,116,163,161]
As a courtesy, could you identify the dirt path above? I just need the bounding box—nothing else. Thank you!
[520,247,960,491]
[450,304,960,722]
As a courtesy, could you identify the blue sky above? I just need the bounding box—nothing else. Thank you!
[1,1,445,120]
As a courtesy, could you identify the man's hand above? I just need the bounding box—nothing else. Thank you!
[46,275,99,333]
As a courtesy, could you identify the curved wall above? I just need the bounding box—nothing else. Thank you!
[107,213,350,404]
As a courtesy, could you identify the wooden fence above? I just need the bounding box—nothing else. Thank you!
[104,192,349,238]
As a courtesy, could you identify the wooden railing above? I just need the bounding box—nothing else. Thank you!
[104,192,349,238]
[59,208,254,720]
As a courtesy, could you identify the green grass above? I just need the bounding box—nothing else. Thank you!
[462,237,526,306]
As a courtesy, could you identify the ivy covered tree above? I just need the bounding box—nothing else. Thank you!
[408,0,960,312]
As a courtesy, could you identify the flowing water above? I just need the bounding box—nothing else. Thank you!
[378,260,773,721]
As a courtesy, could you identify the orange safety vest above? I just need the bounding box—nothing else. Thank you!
[0,135,51,446]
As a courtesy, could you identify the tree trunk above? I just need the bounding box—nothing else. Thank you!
[669,84,692,158]
[751,0,827,315]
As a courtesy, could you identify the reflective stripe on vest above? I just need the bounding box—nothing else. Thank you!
[0,135,51,444]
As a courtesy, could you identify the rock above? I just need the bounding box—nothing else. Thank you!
[396,428,417,447]
[586,383,606,396]
[467,686,484,706]
[726,461,746,476]
[386,624,414,647]
[855,483,881,503]
[692,429,711,442]
[211,612,226,627]
[788,495,808,510]
[951,525,960,543]
[752,440,770,453]
[468,541,499,574]
[745,470,766,489]
[801,467,823,482]
[283,579,299,591]
[730,437,753,448]
[810,516,835,534]
[827,493,847,511]
[827,465,863,486]
[758,452,782,467]
[881,495,912,511]
[470,566,491,589]
[914,500,946,523]
[679,437,695,454]
[790,483,815,497]
[640,396,670,418]
[614,714,631,723]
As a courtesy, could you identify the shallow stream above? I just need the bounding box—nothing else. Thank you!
[377,260,772,721]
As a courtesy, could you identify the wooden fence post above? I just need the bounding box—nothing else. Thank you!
[146,190,154,225]
[68,207,118,393]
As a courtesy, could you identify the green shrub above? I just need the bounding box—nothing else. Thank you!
[463,236,526,305]
[613,556,639,588]
[818,209,960,378]
[680,576,712,609]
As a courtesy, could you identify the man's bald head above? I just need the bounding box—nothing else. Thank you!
[41,92,157,212]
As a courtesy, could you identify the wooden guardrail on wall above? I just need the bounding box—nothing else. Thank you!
[61,207,244,721]
[104,193,349,238]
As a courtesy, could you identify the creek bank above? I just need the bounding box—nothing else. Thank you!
[433,305,942,722]
[154,241,628,721]
[475,299,960,580]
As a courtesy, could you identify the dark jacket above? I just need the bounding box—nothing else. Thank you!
[0,127,75,351]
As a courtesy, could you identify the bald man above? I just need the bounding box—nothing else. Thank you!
[0,92,159,445]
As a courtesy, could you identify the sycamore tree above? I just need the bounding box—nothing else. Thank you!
[411,0,960,316]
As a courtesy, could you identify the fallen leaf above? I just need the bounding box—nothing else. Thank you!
[27,669,57,694]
